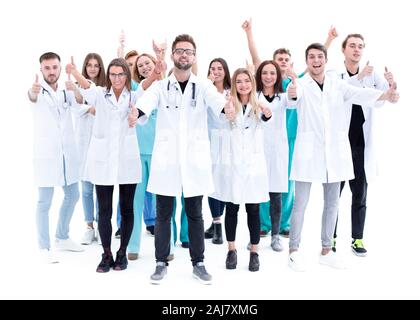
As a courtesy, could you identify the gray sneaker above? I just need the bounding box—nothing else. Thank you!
[271,235,283,252]
[193,262,212,285]
[150,262,167,284]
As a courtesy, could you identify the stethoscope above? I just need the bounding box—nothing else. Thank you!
[166,80,197,109]
[41,86,69,113]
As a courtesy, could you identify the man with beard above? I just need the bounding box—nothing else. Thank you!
[136,34,232,284]
[28,52,84,264]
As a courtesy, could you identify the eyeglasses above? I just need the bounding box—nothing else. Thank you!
[173,48,196,56]
[109,72,127,79]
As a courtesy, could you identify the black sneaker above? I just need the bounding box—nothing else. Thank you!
[193,262,212,285]
[146,225,155,236]
[150,262,168,284]
[249,252,260,272]
[181,242,190,249]
[351,239,367,257]
[114,228,121,239]
[332,237,337,253]
[113,250,128,271]
[96,253,115,273]
[225,250,237,269]
[204,223,214,239]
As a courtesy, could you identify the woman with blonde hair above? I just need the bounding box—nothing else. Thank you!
[212,68,272,272]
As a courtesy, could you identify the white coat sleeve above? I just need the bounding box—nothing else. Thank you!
[79,84,99,107]
[203,80,226,117]
[135,80,160,119]
[340,81,383,108]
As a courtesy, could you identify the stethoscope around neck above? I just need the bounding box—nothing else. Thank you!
[166,80,197,109]
[42,86,68,109]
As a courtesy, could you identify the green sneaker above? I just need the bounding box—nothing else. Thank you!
[351,239,367,257]
[332,237,337,252]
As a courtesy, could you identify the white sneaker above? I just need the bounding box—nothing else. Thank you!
[271,235,284,252]
[39,249,59,264]
[81,227,96,245]
[55,238,84,252]
[288,251,306,272]
[319,251,346,269]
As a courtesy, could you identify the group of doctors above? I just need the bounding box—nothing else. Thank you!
[28,28,399,284]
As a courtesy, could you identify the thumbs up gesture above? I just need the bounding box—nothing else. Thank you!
[224,96,236,121]
[128,103,139,128]
[358,60,374,80]
[29,74,42,102]
[287,76,297,99]
[384,82,399,104]
[259,103,272,118]
[65,56,77,76]
[31,74,41,96]
[384,66,395,87]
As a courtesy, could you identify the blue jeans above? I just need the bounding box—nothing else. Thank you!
[36,183,79,249]
[81,180,98,223]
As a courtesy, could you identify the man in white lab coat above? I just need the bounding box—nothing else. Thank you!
[287,43,399,272]
[28,52,84,264]
[332,34,396,257]
[136,34,229,284]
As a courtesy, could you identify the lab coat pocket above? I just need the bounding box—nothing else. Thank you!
[295,131,314,161]
[90,137,108,162]
[152,138,169,171]
[34,138,59,159]
[194,139,211,170]
[124,134,140,159]
[338,131,351,159]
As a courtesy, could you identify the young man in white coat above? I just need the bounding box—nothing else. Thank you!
[287,43,399,272]
[136,34,229,284]
[28,52,84,264]
[332,34,396,257]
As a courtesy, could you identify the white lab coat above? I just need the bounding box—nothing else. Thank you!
[136,73,226,197]
[31,80,80,187]
[211,103,270,205]
[81,85,142,186]
[290,72,384,183]
[258,92,289,193]
[335,67,388,183]
[74,101,94,179]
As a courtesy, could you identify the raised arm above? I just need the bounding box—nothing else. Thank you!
[117,30,125,59]
[324,25,338,50]
[242,18,262,70]
[66,56,91,89]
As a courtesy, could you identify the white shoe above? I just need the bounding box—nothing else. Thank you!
[81,227,96,245]
[55,238,84,252]
[319,251,346,269]
[271,235,284,252]
[39,249,59,264]
[288,251,306,272]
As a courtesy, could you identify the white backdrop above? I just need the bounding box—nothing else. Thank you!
[0,0,419,299]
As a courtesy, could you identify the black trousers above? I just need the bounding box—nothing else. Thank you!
[155,195,204,266]
[335,146,368,239]
[225,203,260,245]
[269,192,282,236]
[96,184,136,252]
